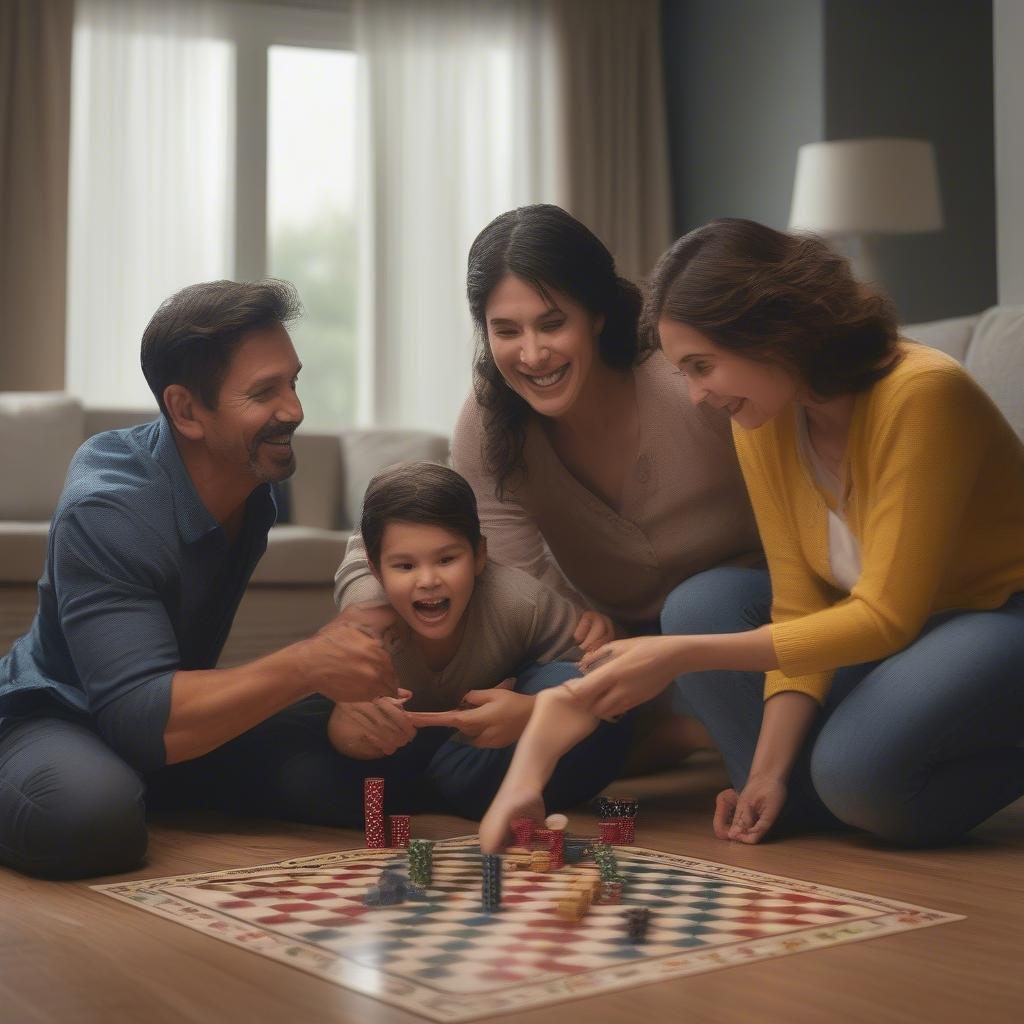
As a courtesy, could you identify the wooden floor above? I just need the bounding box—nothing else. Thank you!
[2,753,1021,1024]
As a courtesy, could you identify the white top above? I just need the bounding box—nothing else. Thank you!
[796,407,861,593]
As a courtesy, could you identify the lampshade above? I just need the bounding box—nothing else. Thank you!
[789,138,943,236]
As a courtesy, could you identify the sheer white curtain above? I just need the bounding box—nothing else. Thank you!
[354,0,563,433]
[66,0,234,408]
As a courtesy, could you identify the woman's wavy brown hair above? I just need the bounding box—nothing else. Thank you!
[643,218,900,397]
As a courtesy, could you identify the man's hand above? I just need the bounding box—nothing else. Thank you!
[338,601,408,655]
[406,680,535,749]
[327,689,416,759]
[297,614,399,702]
[574,610,616,653]
[713,776,787,844]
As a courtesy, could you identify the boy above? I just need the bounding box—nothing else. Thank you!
[328,462,629,819]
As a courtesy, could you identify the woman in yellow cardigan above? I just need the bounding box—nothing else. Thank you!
[479,218,1024,850]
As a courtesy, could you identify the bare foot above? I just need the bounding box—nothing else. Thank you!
[478,786,546,853]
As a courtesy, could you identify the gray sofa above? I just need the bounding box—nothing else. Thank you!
[0,399,447,665]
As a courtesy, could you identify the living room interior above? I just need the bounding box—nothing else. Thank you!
[1,1,1022,1022]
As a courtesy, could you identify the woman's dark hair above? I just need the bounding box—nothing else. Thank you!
[361,462,482,567]
[141,279,302,415]
[644,218,900,397]
[466,204,648,496]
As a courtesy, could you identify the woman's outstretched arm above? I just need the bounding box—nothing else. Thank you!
[477,686,602,852]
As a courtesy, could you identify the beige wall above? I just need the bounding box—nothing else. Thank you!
[0,0,73,391]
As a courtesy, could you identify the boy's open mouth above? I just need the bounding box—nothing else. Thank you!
[412,597,451,623]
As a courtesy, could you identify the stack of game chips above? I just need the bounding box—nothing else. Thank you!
[563,838,593,864]
[594,795,638,845]
[591,840,620,882]
[592,839,626,902]
[571,872,601,902]
[614,798,638,844]
[408,838,434,888]
[556,884,591,923]
[510,817,536,848]
[363,866,410,907]
[388,814,411,848]
[503,848,532,872]
[625,906,651,943]
[534,828,565,869]
[529,849,552,872]
[363,777,386,848]
[481,853,502,913]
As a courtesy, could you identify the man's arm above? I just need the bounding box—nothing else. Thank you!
[55,500,396,772]
[163,617,397,763]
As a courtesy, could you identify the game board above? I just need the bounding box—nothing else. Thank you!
[92,838,962,1022]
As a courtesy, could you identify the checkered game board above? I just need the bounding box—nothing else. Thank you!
[92,838,962,1022]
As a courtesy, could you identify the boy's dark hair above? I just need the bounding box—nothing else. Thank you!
[140,279,302,415]
[361,462,482,566]
[644,219,900,398]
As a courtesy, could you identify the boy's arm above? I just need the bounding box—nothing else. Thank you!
[334,532,389,609]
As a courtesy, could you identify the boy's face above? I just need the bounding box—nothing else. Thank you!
[375,522,486,641]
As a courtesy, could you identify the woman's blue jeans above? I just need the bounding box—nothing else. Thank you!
[662,567,1024,846]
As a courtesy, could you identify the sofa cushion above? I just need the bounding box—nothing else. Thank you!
[288,433,345,530]
[340,429,451,528]
[903,313,981,364]
[0,392,85,519]
[249,524,351,585]
[964,306,1024,441]
[0,522,50,583]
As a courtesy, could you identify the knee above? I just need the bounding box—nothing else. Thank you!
[515,662,580,696]
[810,742,933,847]
[19,760,147,879]
[660,567,769,636]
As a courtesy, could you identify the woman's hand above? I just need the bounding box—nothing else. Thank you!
[569,636,685,720]
[574,610,617,653]
[713,775,787,844]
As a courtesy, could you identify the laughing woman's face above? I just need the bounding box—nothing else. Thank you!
[485,274,605,420]
[658,318,799,429]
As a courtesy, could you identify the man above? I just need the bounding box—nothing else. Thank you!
[0,280,399,879]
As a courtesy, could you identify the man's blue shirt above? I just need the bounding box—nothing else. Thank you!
[0,416,277,771]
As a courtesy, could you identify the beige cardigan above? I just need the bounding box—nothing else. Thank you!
[450,353,761,632]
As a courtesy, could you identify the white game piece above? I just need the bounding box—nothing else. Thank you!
[544,813,568,831]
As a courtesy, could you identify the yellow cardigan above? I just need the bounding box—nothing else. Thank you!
[732,341,1024,703]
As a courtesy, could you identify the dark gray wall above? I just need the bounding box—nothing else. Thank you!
[823,0,996,321]
[661,0,996,322]
[662,0,824,235]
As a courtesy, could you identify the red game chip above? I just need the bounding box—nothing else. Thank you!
[363,777,386,849]
[510,817,536,849]
[613,816,635,844]
[388,814,411,848]
[534,828,564,869]
[598,820,622,845]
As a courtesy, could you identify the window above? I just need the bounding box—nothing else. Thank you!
[66,0,356,423]
[267,45,358,427]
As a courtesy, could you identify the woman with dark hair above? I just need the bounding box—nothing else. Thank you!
[454,204,760,642]
[478,218,1024,852]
